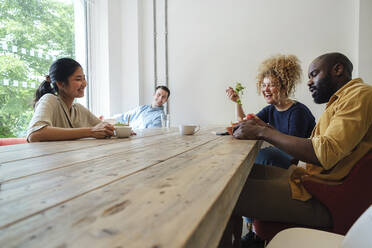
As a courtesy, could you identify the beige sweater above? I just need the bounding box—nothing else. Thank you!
[27,94,101,141]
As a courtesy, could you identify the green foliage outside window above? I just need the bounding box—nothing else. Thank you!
[0,0,75,137]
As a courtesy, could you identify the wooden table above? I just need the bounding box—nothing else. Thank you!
[0,127,261,248]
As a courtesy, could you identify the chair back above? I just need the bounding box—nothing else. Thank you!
[254,150,372,241]
[265,206,372,248]
[342,205,372,248]
[303,149,372,234]
[0,138,27,146]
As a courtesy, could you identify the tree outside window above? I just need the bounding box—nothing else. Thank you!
[0,0,77,138]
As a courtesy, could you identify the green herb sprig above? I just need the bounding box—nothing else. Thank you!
[234,82,245,105]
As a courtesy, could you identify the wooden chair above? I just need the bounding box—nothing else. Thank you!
[254,149,372,242]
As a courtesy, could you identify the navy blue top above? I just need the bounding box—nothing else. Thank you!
[256,101,315,138]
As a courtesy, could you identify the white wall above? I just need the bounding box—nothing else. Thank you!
[88,0,110,116]
[167,0,358,126]
[88,0,144,117]
[358,0,372,84]
[90,0,371,127]
[74,0,88,106]
[107,0,124,115]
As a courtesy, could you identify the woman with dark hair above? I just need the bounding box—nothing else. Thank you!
[27,58,114,142]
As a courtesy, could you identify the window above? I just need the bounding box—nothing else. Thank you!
[0,0,87,138]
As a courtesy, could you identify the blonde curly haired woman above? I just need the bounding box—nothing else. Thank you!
[226,54,315,169]
[226,54,316,246]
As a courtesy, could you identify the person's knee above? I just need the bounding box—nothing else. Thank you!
[255,147,292,169]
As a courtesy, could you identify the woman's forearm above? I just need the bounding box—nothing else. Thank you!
[28,126,93,142]
[236,103,245,121]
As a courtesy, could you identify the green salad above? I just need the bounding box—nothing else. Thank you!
[234,82,245,105]
[114,122,129,126]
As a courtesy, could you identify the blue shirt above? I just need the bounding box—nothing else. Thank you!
[256,101,315,138]
[115,105,164,130]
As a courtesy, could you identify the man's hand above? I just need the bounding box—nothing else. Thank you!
[91,122,115,138]
[233,120,320,165]
[233,119,269,140]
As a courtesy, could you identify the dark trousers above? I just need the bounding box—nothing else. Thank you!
[244,146,296,224]
[255,146,294,169]
[219,164,332,248]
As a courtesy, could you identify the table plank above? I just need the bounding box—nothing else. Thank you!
[0,128,220,229]
[0,128,178,163]
[0,128,192,183]
[0,137,260,248]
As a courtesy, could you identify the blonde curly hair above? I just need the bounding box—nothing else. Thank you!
[256,54,302,97]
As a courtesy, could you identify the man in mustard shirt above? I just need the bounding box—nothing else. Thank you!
[218,52,372,247]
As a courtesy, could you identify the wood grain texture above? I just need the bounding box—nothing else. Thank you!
[0,128,180,183]
[0,128,176,163]
[0,127,261,248]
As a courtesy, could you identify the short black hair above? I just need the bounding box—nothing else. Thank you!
[317,52,353,78]
[155,85,170,98]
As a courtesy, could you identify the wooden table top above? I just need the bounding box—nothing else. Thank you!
[0,127,261,248]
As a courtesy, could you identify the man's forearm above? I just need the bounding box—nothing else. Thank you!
[258,126,321,165]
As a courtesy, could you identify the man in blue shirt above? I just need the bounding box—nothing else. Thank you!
[114,86,170,130]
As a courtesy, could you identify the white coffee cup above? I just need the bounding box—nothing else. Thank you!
[114,126,132,138]
[179,125,200,135]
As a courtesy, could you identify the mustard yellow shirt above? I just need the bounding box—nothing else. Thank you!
[290,78,372,201]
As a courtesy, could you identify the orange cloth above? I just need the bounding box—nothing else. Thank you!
[290,78,372,201]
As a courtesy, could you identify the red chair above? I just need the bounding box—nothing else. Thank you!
[0,138,27,146]
[254,149,372,242]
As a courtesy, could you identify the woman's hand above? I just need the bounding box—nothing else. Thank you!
[91,122,115,139]
[226,87,240,103]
